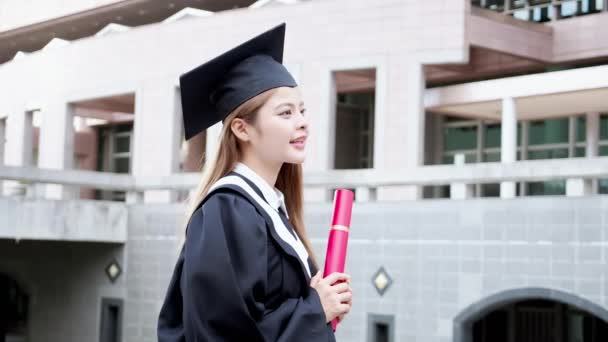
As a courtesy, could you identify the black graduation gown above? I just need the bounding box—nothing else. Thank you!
[158,173,335,342]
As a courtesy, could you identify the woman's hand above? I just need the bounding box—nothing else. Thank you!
[310,271,353,323]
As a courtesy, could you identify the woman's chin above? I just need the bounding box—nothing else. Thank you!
[285,153,306,164]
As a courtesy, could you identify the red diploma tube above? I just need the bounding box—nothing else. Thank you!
[323,189,354,331]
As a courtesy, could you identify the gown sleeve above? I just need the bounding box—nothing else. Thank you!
[167,190,334,342]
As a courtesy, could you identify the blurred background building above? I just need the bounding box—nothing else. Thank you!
[1,0,608,341]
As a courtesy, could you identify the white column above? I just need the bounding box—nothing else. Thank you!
[38,100,75,199]
[205,122,224,169]
[500,97,517,199]
[451,153,474,199]
[0,117,5,164]
[355,186,377,202]
[378,61,424,201]
[3,104,34,196]
[0,116,6,194]
[586,112,600,158]
[132,80,181,203]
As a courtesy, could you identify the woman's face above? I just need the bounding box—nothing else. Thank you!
[247,86,309,165]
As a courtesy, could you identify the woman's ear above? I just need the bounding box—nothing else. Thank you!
[230,118,250,142]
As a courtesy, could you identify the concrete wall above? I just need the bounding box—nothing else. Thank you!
[0,0,123,32]
[0,197,128,242]
[120,195,608,342]
[0,239,125,342]
[1,193,606,341]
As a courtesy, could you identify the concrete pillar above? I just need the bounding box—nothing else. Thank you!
[378,61,424,201]
[205,122,224,169]
[132,80,181,203]
[563,113,599,197]
[586,112,600,157]
[3,104,34,196]
[566,178,591,197]
[586,112,600,193]
[0,117,5,165]
[451,153,474,200]
[355,186,377,202]
[500,97,517,199]
[38,100,75,199]
[403,62,426,199]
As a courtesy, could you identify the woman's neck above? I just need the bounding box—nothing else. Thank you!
[240,156,282,187]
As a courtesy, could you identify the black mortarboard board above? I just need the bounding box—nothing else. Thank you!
[180,23,297,140]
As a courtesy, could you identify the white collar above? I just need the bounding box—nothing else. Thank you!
[233,162,289,219]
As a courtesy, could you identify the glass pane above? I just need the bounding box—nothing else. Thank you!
[576,116,586,142]
[528,148,569,160]
[483,152,501,162]
[531,6,551,22]
[560,1,578,17]
[441,155,454,165]
[510,0,527,9]
[114,136,130,154]
[484,123,522,148]
[486,0,505,11]
[465,154,478,163]
[484,124,501,148]
[481,184,500,197]
[599,180,608,194]
[443,126,477,151]
[114,157,130,174]
[600,146,608,156]
[116,123,133,133]
[513,9,530,20]
[527,180,566,196]
[601,115,608,140]
[575,147,586,157]
[529,118,569,145]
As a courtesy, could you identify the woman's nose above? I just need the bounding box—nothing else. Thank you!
[297,111,309,130]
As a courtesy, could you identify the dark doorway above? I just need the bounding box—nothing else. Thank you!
[473,299,608,342]
[0,273,29,342]
[99,298,123,342]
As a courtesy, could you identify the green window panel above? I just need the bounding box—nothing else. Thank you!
[576,116,586,143]
[527,180,566,196]
[483,123,522,149]
[527,148,569,160]
[443,126,478,152]
[529,118,569,145]
[601,115,608,140]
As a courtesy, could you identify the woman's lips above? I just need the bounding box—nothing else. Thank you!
[290,138,306,150]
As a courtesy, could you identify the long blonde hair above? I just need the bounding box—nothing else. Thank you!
[184,88,318,267]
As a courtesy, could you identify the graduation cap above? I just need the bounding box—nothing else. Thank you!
[180,23,297,140]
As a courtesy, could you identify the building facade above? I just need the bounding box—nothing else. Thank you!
[0,0,607,341]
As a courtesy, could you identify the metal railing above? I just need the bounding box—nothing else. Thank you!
[472,0,608,22]
[1,156,608,202]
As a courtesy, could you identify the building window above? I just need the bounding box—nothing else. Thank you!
[96,123,133,201]
[99,298,122,342]
[367,314,394,342]
[333,69,376,170]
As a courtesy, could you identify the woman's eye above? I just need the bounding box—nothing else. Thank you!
[279,110,292,116]
[300,108,306,116]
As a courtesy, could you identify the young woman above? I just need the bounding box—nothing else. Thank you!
[157,24,352,342]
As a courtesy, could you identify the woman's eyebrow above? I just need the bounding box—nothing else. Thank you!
[274,101,306,109]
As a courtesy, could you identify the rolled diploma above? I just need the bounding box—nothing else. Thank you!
[322,189,354,331]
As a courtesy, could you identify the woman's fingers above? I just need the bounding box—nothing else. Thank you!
[323,272,351,285]
[337,291,352,303]
[309,270,322,287]
[331,282,350,293]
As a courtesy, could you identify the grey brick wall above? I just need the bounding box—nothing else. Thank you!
[2,195,606,342]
